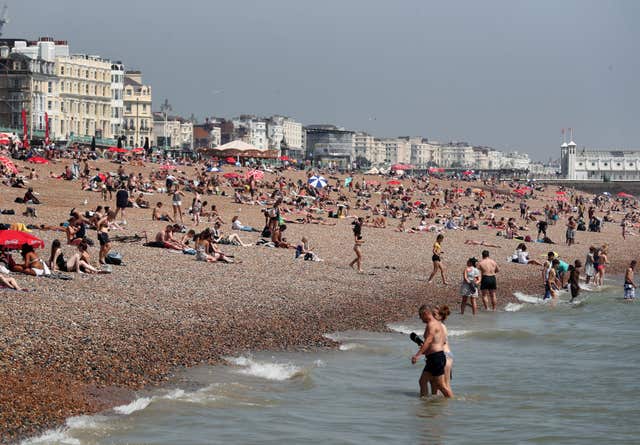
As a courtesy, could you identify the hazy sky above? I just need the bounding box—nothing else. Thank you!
[7,0,640,159]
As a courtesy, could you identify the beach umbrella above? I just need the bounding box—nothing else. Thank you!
[0,230,45,250]
[226,157,236,164]
[90,136,96,151]
[601,192,611,196]
[132,147,144,153]
[245,169,264,181]
[308,175,328,188]
[462,170,474,176]
[555,191,566,195]
[391,164,413,171]
[96,173,107,182]
[387,180,402,186]
[207,167,221,173]
[0,156,18,174]
[617,192,634,199]
[514,189,527,195]
[159,164,173,171]
[279,155,290,161]
[223,172,241,179]
[0,137,10,145]
[108,147,128,154]
[27,156,49,164]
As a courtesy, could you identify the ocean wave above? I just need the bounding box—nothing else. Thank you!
[504,303,525,312]
[339,343,363,351]
[226,356,305,381]
[113,397,152,415]
[386,323,421,335]
[514,291,543,304]
[21,430,81,445]
[447,329,471,337]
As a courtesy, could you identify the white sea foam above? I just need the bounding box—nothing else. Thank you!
[505,303,525,312]
[514,292,543,304]
[113,397,152,415]
[21,430,81,445]
[339,343,362,351]
[226,356,303,381]
[447,329,471,337]
[386,323,420,335]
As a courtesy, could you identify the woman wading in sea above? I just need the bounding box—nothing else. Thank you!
[349,217,364,273]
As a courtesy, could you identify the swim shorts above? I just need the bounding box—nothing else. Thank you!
[98,232,110,246]
[432,254,441,262]
[544,282,552,300]
[480,275,497,291]
[424,351,446,377]
[624,284,635,300]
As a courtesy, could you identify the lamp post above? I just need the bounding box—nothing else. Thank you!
[135,97,139,148]
[160,98,172,153]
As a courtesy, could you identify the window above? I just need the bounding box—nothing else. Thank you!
[604,163,608,166]
[61,102,65,112]
[60,66,65,75]
[48,81,52,93]
[591,163,595,166]
[47,101,52,110]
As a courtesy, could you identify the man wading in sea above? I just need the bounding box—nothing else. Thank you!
[624,260,637,300]
[478,250,499,311]
[411,305,453,398]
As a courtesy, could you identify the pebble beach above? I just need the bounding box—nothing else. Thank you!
[0,158,637,444]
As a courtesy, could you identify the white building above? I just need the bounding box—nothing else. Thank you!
[439,143,475,168]
[382,138,411,164]
[411,140,439,168]
[561,140,640,181]
[110,61,125,138]
[152,116,193,151]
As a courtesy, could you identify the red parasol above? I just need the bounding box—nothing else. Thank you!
[391,164,414,171]
[0,138,10,145]
[387,180,402,186]
[132,147,145,153]
[226,157,237,164]
[0,156,19,174]
[223,172,241,179]
[108,147,128,153]
[462,170,474,176]
[27,156,49,164]
[555,191,566,195]
[245,169,264,180]
[279,155,290,161]
[617,192,634,199]
[0,230,45,249]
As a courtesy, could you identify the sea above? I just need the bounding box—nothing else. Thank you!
[23,282,640,445]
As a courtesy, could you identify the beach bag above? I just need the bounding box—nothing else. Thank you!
[105,251,123,265]
[183,248,197,255]
[261,226,271,238]
[14,197,24,203]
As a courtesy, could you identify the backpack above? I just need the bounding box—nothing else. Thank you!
[105,251,123,265]
[261,225,271,238]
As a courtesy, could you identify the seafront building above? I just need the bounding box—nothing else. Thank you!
[561,139,640,181]
[152,112,193,151]
[110,62,125,138]
[123,71,153,148]
[0,43,57,139]
[305,125,355,167]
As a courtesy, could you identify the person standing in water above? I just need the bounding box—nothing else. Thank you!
[568,260,582,302]
[624,260,637,300]
[478,250,499,311]
[460,257,481,315]
[349,217,364,273]
[411,305,453,398]
[427,234,449,285]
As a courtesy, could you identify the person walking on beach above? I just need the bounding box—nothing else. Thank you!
[584,246,596,284]
[478,250,499,311]
[624,260,637,300]
[566,216,577,246]
[460,257,480,315]
[411,305,453,398]
[115,185,129,224]
[427,234,449,285]
[172,184,186,224]
[349,217,364,273]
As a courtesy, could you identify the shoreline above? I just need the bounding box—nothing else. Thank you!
[17,269,628,445]
[1,160,638,443]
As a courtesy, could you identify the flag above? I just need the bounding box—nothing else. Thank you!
[44,112,50,145]
[21,108,29,149]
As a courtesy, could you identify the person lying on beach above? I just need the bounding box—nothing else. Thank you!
[0,272,22,291]
[152,202,173,222]
[135,193,150,209]
[464,240,501,248]
[212,222,252,246]
[271,224,294,249]
[154,225,185,250]
[231,215,259,232]
[49,239,102,273]
[12,244,49,276]
[510,243,543,266]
